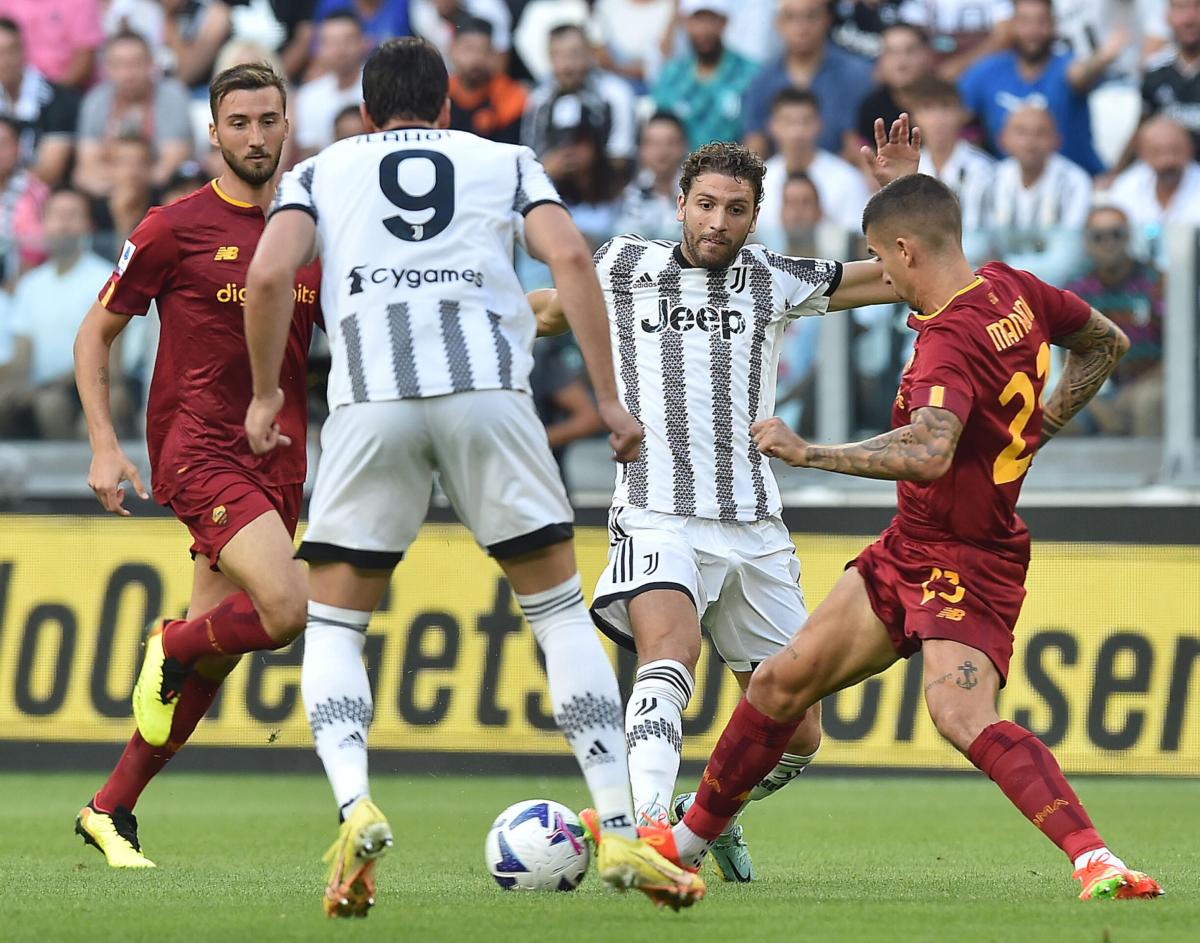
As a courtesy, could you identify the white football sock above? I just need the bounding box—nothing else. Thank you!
[748,750,818,801]
[1073,847,1127,871]
[517,575,636,840]
[672,820,712,871]
[625,659,694,824]
[302,601,373,820]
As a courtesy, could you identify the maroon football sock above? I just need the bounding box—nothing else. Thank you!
[969,720,1105,862]
[681,697,802,841]
[161,592,280,665]
[93,673,223,812]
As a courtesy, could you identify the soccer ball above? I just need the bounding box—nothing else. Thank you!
[484,799,590,891]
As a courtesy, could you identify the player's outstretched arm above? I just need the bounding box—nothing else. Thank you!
[827,260,903,311]
[524,204,642,463]
[74,300,148,516]
[751,407,963,482]
[244,209,317,455]
[528,289,569,337]
[1040,308,1129,447]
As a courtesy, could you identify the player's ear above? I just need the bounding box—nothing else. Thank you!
[208,122,219,149]
[749,202,760,235]
[359,102,377,133]
[676,192,686,223]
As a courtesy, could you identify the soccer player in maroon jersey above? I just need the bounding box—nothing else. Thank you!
[669,171,1165,901]
[71,63,321,868]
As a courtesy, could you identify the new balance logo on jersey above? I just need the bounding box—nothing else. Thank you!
[642,299,746,340]
[346,263,484,294]
[213,246,239,261]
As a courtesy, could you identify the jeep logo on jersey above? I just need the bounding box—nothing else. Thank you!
[347,264,484,295]
[642,299,746,340]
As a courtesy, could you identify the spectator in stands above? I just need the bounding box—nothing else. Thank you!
[743,0,874,158]
[74,31,193,197]
[167,0,316,87]
[1066,205,1165,437]
[412,0,511,65]
[911,78,995,236]
[985,104,1091,281]
[90,133,158,263]
[530,334,602,491]
[1108,115,1200,228]
[510,0,591,84]
[448,17,526,144]
[1055,0,1166,83]
[524,24,636,180]
[830,0,909,60]
[759,88,870,235]
[592,0,675,88]
[899,0,1014,80]
[4,189,122,439]
[314,0,410,51]
[296,12,364,159]
[1142,0,1200,156]
[614,110,688,240]
[0,114,46,285]
[333,103,366,141]
[958,0,1121,175]
[0,0,104,90]
[103,1,169,70]
[856,23,934,147]
[162,166,207,205]
[0,18,76,188]
[723,0,788,65]
[653,0,758,149]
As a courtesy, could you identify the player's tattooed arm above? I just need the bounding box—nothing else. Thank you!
[529,289,569,337]
[1040,308,1129,447]
[751,407,963,482]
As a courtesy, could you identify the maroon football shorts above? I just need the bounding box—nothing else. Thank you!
[167,466,303,570]
[847,522,1028,684]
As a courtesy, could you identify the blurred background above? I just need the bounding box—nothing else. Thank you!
[0,0,1196,779]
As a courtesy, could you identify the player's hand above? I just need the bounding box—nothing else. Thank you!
[88,446,149,516]
[245,388,292,455]
[860,113,922,188]
[598,399,643,464]
[751,417,809,467]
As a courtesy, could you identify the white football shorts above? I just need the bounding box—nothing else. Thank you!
[589,506,807,672]
[298,390,573,567]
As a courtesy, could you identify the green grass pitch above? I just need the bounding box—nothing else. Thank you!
[2,771,1195,942]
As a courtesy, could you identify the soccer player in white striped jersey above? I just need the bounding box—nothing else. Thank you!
[534,117,921,883]
[241,38,703,915]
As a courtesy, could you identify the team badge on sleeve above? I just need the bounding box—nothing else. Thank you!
[116,240,137,276]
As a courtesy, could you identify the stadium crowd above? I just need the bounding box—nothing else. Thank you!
[0,0,1187,447]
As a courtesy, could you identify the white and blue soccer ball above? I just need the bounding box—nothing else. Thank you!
[484,799,589,892]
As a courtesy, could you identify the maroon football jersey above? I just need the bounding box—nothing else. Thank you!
[893,261,1091,561]
[98,181,321,504]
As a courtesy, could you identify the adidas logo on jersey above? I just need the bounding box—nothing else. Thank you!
[634,272,655,287]
[642,299,746,340]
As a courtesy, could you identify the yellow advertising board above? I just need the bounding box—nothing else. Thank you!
[0,516,1196,775]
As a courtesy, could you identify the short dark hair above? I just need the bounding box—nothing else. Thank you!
[909,77,962,110]
[548,23,586,44]
[861,174,961,250]
[0,17,20,40]
[456,16,494,40]
[209,62,288,121]
[362,37,448,127]
[640,110,686,142]
[771,87,820,116]
[106,28,151,54]
[680,140,766,207]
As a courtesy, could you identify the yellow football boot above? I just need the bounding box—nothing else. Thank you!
[596,829,706,911]
[131,621,188,747]
[75,802,156,869]
[322,799,394,918]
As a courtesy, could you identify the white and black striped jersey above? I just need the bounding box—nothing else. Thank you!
[596,235,841,523]
[918,141,996,231]
[272,128,561,409]
[985,153,1093,230]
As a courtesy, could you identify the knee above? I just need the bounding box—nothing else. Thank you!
[638,636,700,677]
[789,702,822,755]
[928,701,993,755]
[746,655,808,724]
[256,588,308,644]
